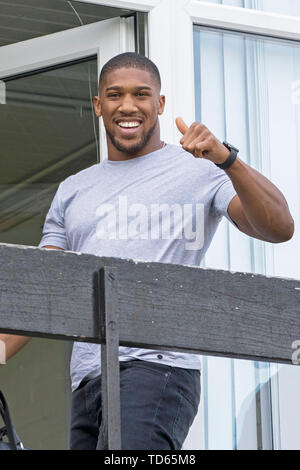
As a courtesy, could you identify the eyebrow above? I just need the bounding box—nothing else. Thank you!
[105,85,153,92]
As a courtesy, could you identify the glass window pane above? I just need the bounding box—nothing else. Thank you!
[193,25,300,449]
[0,58,98,247]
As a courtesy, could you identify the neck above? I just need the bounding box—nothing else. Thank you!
[107,134,165,162]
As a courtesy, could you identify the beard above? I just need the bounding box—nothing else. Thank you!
[105,119,158,156]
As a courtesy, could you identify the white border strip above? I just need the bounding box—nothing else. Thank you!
[186,0,300,41]
[73,0,159,11]
[0,18,121,78]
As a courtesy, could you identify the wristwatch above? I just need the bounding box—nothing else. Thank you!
[215,141,239,170]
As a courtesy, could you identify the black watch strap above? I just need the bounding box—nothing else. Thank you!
[216,142,239,170]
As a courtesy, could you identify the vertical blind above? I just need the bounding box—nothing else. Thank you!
[193,23,300,449]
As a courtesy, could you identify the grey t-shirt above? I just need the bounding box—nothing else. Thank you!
[38,144,237,391]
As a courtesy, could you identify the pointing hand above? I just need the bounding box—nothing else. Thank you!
[175,117,230,165]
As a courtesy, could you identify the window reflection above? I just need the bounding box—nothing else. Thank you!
[0,58,98,246]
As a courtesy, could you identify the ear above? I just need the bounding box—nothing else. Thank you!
[158,95,166,115]
[93,95,102,117]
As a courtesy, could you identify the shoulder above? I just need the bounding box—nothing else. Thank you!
[59,162,100,191]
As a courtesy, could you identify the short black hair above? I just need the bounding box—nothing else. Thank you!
[99,52,161,92]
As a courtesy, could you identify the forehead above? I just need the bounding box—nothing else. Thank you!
[101,67,158,92]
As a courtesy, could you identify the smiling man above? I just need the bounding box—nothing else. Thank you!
[1,52,294,450]
[94,58,165,159]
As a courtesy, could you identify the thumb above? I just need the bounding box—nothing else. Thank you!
[176,117,188,136]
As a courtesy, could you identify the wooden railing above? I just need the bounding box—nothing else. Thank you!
[0,243,299,449]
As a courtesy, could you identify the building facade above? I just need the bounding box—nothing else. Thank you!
[0,0,299,449]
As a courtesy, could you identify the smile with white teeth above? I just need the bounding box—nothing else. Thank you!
[118,122,141,128]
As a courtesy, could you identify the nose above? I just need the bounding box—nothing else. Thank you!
[118,94,138,113]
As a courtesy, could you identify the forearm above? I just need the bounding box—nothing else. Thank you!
[176,120,294,241]
[0,334,31,364]
[226,158,294,242]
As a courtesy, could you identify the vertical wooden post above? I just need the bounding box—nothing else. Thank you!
[99,267,121,450]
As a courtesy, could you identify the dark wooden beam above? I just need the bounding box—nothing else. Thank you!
[0,243,300,364]
[99,267,121,450]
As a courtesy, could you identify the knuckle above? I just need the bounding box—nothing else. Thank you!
[184,144,194,153]
[192,121,202,131]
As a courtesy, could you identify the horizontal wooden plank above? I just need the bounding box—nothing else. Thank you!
[111,262,300,364]
[0,243,108,342]
[0,243,300,364]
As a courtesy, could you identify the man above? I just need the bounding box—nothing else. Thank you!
[0,52,294,450]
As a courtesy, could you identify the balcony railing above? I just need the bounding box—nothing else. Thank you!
[0,243,299,449]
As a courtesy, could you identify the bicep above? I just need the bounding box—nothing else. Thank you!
[227,195,265,240]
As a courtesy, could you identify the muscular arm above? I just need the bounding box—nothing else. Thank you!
[175,118,294,244]
[0,245,63,363]
[226,158,294,243]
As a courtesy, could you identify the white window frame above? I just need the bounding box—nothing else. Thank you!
[0,18,134,78]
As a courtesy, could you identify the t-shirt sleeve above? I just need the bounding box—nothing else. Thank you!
[211,167,237,224]
[38,182,69,250]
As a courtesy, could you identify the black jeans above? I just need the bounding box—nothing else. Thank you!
[70,359,200,450]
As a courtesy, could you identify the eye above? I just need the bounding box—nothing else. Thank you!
[108,93,120,98]
[137,92,148,97]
